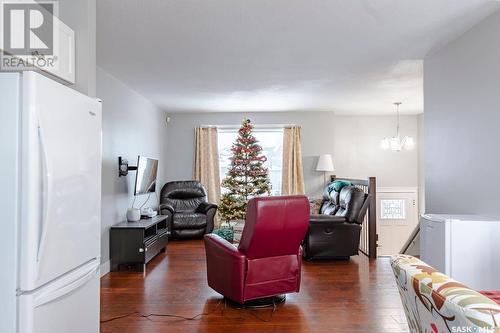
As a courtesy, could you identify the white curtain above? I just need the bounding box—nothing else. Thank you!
[193,127,221,224]
[282,126,305,195]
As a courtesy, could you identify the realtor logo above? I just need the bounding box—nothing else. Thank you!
[1,1,58,71]
[3,2,54,55]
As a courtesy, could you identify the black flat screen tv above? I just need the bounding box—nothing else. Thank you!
[134,156,159,196]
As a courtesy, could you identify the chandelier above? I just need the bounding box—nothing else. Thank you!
[381,102,415,151]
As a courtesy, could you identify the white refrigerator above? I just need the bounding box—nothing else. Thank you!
[0,71,102,333]
[420,214,500,290]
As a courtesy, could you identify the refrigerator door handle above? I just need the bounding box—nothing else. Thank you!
[37,125,51,263]
[34,262,99,308]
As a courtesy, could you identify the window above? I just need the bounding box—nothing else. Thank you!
[218,128,283,196]
[380,199,406,219]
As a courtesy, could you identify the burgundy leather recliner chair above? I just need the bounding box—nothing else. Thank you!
[204,195,309,305]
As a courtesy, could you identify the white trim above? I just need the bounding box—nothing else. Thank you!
[377,186,418,193]
[218,127,284,134]
[100,260,110,277]
[200,124,295,130]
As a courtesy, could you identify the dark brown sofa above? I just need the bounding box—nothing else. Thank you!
[304,185,370,259]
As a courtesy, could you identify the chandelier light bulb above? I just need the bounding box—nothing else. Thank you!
[381,138,390,150]
[380,102,415,152]
[403,136,415,150]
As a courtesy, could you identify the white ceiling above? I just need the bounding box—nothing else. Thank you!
[97,0,500,115]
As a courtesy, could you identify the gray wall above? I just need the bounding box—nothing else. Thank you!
[418,114,425,214]
[97,67,168,273]
[424,10,500,217]
[165,112,420,197]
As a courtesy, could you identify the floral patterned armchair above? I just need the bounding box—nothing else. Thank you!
[391,255,500,333]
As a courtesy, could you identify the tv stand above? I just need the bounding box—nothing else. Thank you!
[110,215,170,272]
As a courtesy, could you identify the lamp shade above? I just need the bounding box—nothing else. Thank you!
[316,154,334,172]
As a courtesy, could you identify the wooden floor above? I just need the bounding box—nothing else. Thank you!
[100,240,409,333]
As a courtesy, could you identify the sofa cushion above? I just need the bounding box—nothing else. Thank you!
[319,201,337,215]
[319,186,340,215]
[160,180,208,212]
[335,186,365,222]
[161,180,207,199]
[171,228,206,239]
[309,198,323,214]
[391,255,500,333]
[173,212,207,229]
[479,291,500,305]
[166,197,206,212]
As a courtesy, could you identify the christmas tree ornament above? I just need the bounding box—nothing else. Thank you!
[219,118,272,222]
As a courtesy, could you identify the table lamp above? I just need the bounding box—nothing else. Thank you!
[316,154,335,185]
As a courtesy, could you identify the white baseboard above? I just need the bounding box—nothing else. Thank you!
[100,260,110,277]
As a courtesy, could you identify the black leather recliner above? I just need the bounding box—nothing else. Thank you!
[304,185,370,259]
[159,181,217,239]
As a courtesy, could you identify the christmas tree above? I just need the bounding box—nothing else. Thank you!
[219,119,272,222]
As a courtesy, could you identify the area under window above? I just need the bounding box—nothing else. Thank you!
[218,128,283,196]
[380,199,406,219]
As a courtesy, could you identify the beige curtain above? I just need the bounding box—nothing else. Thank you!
[282,126,305,195]
[193,127,221,224]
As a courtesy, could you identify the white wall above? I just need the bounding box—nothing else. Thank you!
[56,0,97,96]
[97,67,168,274]
[424,10,500,217]
[165,112,420,198]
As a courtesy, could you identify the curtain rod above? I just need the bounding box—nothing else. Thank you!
[199,124,298,129]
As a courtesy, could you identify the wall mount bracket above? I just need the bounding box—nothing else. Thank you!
[118,156,137,177]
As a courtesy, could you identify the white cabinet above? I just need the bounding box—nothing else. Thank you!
[29,17,75,84]
[0,5,75,84]
[420,214,500,290]
[47,18,75,84]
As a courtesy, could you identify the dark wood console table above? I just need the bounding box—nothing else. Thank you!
[110,215,170,272]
